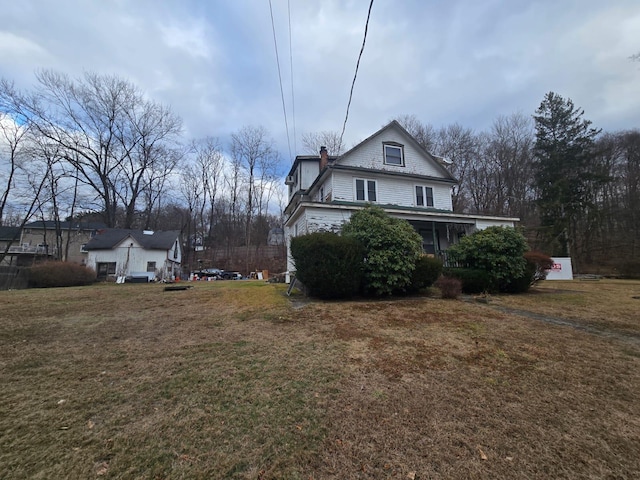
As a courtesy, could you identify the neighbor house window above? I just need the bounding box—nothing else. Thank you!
[355,178,377,202]
[96,262,116,279]
[384,144,404,166]
[415,185,434,207]
[147,261,156,272]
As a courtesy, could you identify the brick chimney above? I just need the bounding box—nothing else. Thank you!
[319,146,328,171]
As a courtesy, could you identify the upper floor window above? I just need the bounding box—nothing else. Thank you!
[384,143,404,166]
[415,185,434,207]
[355,179,377,202]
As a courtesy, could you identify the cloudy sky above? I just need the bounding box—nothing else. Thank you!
[1,0,639,169]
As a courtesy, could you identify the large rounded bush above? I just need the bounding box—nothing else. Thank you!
[502,251,554,293]
[290,231,364,299]
[446,226,528,293]
[342,206,423,296]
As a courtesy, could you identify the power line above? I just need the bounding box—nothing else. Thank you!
[268,0,293,162]
[288,0,297,157]
[339,0,374,151]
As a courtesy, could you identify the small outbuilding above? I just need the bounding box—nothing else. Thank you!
[84,229,182,282]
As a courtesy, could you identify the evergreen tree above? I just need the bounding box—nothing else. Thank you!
[532,92,603,261]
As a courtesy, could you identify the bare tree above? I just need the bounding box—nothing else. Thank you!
[394,114,437,153]
[433,123,477,212]
[301,130,344,156]
[141,146,183,230]
[470,113,535,218]
[0,71,182,228]
[230,126,277,249]
[0,113,29,227]
[191,137,224,242]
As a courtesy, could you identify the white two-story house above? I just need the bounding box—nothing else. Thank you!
[283,120,518,273]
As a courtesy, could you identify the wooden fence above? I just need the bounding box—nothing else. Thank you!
[0,266,29,290]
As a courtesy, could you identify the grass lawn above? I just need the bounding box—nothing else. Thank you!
[1,279,639,479]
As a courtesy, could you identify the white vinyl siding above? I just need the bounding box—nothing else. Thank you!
[338,129,444,177]
[331,171,452,210]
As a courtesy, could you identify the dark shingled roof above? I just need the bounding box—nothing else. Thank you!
[0,226,21,242]
[24,220,107,230]
[84,229,180,251]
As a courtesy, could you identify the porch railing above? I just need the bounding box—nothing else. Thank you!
[436,250,465,269]
[6,245,57,256]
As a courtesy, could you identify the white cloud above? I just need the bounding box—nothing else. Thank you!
[0,0,639,159]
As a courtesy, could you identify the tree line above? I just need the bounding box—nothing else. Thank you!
[394,93,639,274]
[2,70,638,274]
[0,71,285,268]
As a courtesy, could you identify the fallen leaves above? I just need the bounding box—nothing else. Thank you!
[478,446,488,460]
[95,461,109,476]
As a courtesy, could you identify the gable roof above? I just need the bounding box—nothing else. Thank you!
[0,226,21,242]
[84,229,180,251]
[335,120,457,181]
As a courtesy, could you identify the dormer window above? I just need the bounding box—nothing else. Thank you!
[383,143,404,166]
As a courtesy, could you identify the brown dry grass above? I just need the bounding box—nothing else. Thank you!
[1,279,639,479]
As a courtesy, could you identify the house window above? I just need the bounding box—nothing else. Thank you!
[147,261,156,272]
[173,240,178,259]
[96,262,116,279]
[415,185,434,207]
[80,244,87,253]
[384,144,404,166]
[355,179,377,202]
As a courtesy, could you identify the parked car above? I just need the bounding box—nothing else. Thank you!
[220,270,242,280]
[193,268,222,279]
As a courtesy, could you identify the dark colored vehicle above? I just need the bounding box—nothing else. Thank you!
[220,270,242,280]
[193,268,222,278]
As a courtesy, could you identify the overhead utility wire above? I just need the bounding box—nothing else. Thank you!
[269,0,293,162]
[339,0,374,150]
[288,0,297,156]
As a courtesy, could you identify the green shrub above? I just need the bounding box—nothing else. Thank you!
[501,251,554,293]
[408,255,443,292]
[28,261,96,288]
[342,206,423,296]
[290,232,364,299]
[447,226,528,292]
[500,262,536,293]
[443,267,493,293]
[435,276,462,299]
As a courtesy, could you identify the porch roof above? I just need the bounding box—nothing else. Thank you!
[285,200,519,227]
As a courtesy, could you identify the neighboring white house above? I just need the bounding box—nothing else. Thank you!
[283,120,518,272]
[84,229,182,281]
